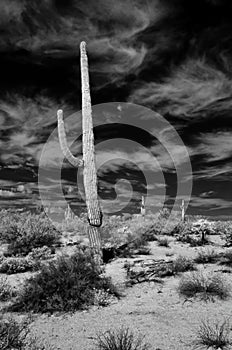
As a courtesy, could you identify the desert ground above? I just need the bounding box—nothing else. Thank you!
[0,210,232,350]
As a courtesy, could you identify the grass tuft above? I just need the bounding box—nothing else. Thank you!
[194,318,232,349]
[178,271,230,300]
[95,327,151,350]
[157,237,170,247]
[194,249,220,264]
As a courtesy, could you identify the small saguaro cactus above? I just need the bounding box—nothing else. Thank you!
[141,195,146,217]
[180,199,185,222]
[64,204,74,221]
[57,41,102,261]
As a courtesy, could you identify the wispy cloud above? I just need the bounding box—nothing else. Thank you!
[190,195,232,211]
[129,58,232,120]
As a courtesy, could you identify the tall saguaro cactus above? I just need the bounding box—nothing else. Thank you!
[57,41,102,260]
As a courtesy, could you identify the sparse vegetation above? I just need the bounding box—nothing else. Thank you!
[194,248,220,264]
[157,237,170,247]
[194,318,232,349]
[0,314,54,349]
[27,246,53,261]
[178,271,230,300]
[9,248,120,312]
[171,256,195,274]
[221,222,232,247]
[95,327,151,350]
[0,257,35,274]
[220,249,232,266]
[0,314,30,349]
[0,276,16,301]
[1,209,232,348]
[176,233,209,247]
[0,212,60,256]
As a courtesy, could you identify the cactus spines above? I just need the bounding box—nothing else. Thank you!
[57,41,102,259]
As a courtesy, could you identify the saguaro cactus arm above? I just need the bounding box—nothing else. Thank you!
[57,109,83,167]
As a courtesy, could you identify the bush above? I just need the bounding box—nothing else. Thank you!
[170,256,195,274]
[178,271,230,300]
[0,314,29,349]
[0,213,60,256]
[95,327,151,350]
[10,248,120,312]
[27,246,53,261]
[93,288,115,307]
[116,236,150,258]
[157,237,170,247]
[223,223,232,247]
[0,257,35,274]
[176,233,209,247]
[194,248,220,264]
[220,249,232,266]
[194,319,232,349]
[0,276,16,301]
[0,314,53,349]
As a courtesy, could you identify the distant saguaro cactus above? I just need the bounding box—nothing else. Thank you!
[180,199,185,222]
[64,204,74,221]
[57,41,102,261]
[141,195,146,217]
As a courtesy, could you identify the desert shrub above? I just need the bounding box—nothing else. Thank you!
[178,271,230,300]
[0,314,30,349]
[176,233,209,247]
[95,327,151,350]
[154,256,195,277]
[170,256,195,274]
[0,213,60,256]
[220,249,232,266]
[100,216,126,245]
[176,219,219,246]
[0,257,35,274]
[158,208,171,220]
[222,223,232,247]
[0,276,16,301]
[190,219,217,235]
[170,221,190,235]
[116,235,150,258]
[59,214,87,235]
[93,288,115,307]
[194,318,232,349]
[0,314,53,349]
[214,221,232,235]
[194,248,220,264]
[9,248,120,312]
[27,246,53,261]
[157,237,170,247]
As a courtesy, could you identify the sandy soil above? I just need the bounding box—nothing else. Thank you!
[3,234,232,350]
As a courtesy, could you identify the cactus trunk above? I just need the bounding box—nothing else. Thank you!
[80,41,102,256]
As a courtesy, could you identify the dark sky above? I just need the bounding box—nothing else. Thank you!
[0,0,232,218]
